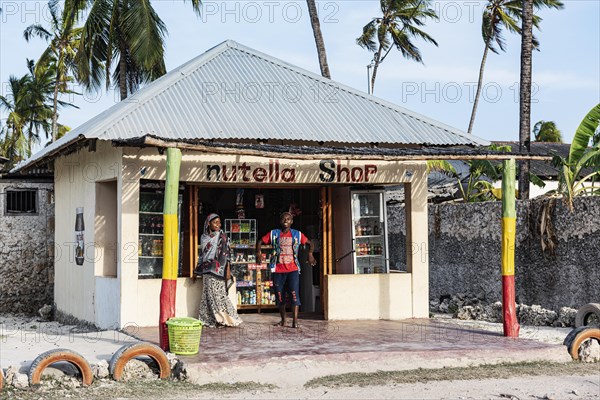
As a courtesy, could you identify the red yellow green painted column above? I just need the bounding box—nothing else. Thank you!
[159,148,182,351]
[501,159,520,337]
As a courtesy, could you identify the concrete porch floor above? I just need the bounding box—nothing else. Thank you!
[125,313,571,386]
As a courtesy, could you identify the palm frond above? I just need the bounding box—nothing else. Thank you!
[426,160,457,177]
[183,0,203,17]
[124,0,167,72]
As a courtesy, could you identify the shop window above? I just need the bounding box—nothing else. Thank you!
[138,180,185,278]
[5,189,38,215]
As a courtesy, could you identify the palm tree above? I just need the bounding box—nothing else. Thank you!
[24,0,81,142]
[533,120,562,142]
[0,68,55,165]
[74,0,201,101]
[75,0,165,101]
[306,0,331,79]
[22,61,56,154]
[0,75,31,164]
[467,0,564,135]
[356,0,438,95]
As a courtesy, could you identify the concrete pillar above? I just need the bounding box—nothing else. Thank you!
[118,164,140,328]
[405,166,429,318]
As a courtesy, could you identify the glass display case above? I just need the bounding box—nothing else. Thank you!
[351,190,389,274]
[225,219,277,311]
[138,186,183,278]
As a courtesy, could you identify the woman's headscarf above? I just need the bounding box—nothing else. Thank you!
[197,213,229,278]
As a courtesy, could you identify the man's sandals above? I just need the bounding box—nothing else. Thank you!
[273,320,301,329]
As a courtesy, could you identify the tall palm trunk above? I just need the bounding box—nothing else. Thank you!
[51,68,60,142]
[306,0,331,79]
[119,50,127,100]
[370,45,384,94]
[468,39,492,134]
[27,121,34,156]
[518,0,534,200]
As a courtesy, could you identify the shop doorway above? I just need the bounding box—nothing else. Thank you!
[193,186,322,314]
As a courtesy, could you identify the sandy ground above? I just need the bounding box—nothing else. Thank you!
[430,313,573,345]
[1,313,598,400]
[0,314,138,371]
[205,375,600,400]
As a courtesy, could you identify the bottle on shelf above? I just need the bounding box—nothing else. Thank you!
[156,217,163,234]
[373,223,380,236]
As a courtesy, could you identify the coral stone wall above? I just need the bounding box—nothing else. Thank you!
[0,180,54,314]
[387,196,600,310]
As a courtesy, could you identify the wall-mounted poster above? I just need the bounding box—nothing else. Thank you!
[75,207,85,266]
[255,194,264,209]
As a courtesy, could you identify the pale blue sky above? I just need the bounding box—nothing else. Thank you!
[1,0,599,151]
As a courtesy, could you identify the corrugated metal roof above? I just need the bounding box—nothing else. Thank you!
[14,40,489,172]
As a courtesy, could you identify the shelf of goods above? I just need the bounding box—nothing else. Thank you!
[138,192,167,277]
[225,219,277,312]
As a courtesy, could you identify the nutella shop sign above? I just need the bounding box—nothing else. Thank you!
[195,158,419,184]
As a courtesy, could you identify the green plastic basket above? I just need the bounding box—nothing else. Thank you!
[166,317,203,355]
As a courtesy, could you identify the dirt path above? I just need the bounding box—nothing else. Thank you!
[2,361,598,399]
[2,313,598,399]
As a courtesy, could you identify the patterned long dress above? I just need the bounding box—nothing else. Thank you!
[198,275,242,328]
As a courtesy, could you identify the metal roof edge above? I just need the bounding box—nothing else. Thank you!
[10,135,87,173]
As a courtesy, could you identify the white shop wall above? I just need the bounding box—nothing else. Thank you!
[54,142,122,327]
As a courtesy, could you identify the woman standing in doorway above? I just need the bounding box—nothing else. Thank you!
[196,213,242,328]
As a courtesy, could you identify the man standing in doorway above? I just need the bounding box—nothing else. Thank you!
[257,212,316,328]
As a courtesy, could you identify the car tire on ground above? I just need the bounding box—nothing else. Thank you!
[565,327,600,361]
[575,303,600,327]
[109,342,171,381]
[28,349,93,386]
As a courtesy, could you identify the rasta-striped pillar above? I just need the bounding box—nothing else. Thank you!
[159,148,182,350]
[501,159,520,338]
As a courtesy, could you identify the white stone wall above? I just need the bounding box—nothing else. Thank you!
[0,180,54,314]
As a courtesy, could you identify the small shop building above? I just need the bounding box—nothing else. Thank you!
[13,41,488,329]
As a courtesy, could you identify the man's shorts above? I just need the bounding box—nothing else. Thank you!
[272,270,301,306]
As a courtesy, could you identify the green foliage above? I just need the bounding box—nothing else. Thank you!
[426,160,457,177]
[458,158,501,202]
[533,120,562,143]
[0,63,56,167]
[426,144,544,203]
[356,0,438,93]
[24,0,81,142]
[75,0,168,100]
[482,0,563,54]
[549,104,600,210]
[468,0,564,133]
